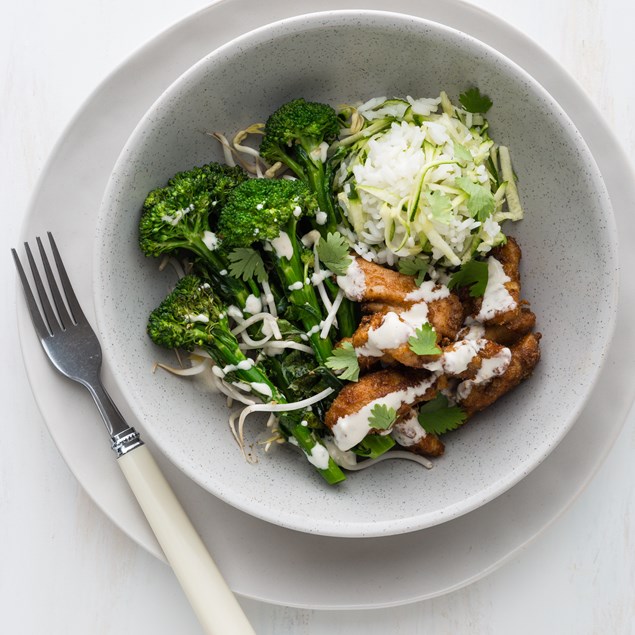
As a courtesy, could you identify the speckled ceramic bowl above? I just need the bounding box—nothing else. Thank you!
[94,10,618,537]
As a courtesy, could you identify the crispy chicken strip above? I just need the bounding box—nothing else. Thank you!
[353,257,420,305]
[391,407,445,457]
[426,337,510,380]
[467,236,526,327]
[350,312,440,369]
[482,304,536,346]
[324,369,445,452]
[457,332,541,417]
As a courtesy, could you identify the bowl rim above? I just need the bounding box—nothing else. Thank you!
[93,8,619,537]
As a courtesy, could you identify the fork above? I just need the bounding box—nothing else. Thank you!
[12,232,255,635]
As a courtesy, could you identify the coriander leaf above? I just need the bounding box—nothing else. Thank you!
[447,259,489,297]
[324,341,360,382]
[316,231,352,276]
[227,247,267,283]
[458,87,493,114]
[453,141,473,164]
[398,256,428,278]
[408,323,442,356]
[425,190,453,224]
[418,394,467,435]
[368,403,397,430]
[455,176,495,222]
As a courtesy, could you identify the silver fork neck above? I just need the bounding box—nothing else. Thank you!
[82,375,144,456]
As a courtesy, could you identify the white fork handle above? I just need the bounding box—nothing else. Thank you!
[117,444,255,635]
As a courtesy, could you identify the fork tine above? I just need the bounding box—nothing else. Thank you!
[36,235,73,329]
[24,240,62,334]
[47,232,86,324]
[12,248,51,338]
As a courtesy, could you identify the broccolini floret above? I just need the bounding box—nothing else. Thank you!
[138,162,257,309]
[218,178,333,363]
[217,177,318,245]
[147,274,281,402]
[147,274,346,485]
[259,98,342,234]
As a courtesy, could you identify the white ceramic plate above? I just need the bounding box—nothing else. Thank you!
[16,0,635,608]
[94,9,617,538]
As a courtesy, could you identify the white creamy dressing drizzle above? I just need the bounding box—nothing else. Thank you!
[332,376,436,451]
[459,323,486,340]
[336,258,366,301]
[250,382,273,399]
[304,442,331,470]
[221,358,255,375]
[185,313,210,324]
[201,230,219,251]
[300,229,321,248]
[391,412,427,447]
[423,338,485,375]
[311,269,332,286]
[269,231,294,260]
[244,294,262,315]
[211,358,255,379]
[226,305,244,321]
[355,302,429,358]
[161,203,194,226]
[404,280,450,303]
[315,211,328,226]
[477,256,517,321]
[457,347,512,400]
[322,436,358,469]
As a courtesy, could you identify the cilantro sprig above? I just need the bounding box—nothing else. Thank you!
[316,231,352,275]
[227,247,267,283]
[447,259,489,298]
[368,403,397,430]
[455,177,495,222]
[425,190,453,224]
[397,256,428,286]
[418,394,467,435]
[458,87,493,114]
[324,341,360,382]
[408,323,442,356]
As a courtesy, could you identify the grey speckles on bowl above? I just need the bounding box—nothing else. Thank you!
[93,10,618,537]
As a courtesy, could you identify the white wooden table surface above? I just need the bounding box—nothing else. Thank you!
[2,1,634,633]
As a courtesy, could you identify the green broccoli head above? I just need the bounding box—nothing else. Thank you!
[139,162,248,258]
[217,178,318,248]
[146,274,228,351]
[259,98,340,165]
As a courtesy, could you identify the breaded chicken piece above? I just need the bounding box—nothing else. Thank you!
[361,296,465,341]
[429,337,510,380]
[391,407,445,457]
[341,257,465,341]
[457,332,541,416]
[482,304,537,345]
[350,312,441,369]
[353,257,420,305]
[467,237,527,327]
[324,368,442,431]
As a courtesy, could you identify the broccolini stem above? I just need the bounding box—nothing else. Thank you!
[208,329,283,402]
[273,230,333,363]
[296,146,339,236]
[278,415,346,485]
[186,238,253,310]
